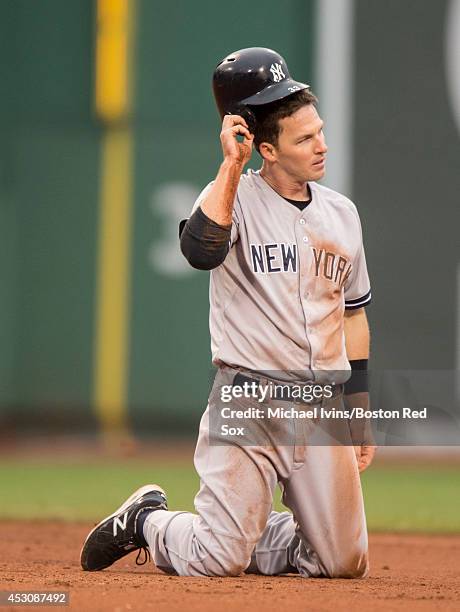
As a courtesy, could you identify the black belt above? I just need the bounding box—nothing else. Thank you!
[232,373,343,405]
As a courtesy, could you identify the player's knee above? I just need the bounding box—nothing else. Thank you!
[201,545,252,577]
[342,551,369,578]
[326,547,369,579]
[201,558,249,577]
[220,558,249,577]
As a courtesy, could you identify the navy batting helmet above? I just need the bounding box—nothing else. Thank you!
[212,47,310,132]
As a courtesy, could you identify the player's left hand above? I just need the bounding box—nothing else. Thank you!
[346,391,376,472]
[354,444,377,472]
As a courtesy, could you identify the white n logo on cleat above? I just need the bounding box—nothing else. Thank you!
[113,513,128,536]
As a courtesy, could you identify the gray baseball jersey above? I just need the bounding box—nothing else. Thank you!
[140,170,371,579]
[192,169,371,379]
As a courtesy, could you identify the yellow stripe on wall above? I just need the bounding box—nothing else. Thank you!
[95,0,133,122]
[93,0,136,435]
[94,128,133,430]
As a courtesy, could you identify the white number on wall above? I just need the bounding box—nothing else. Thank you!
[148,182,200,277]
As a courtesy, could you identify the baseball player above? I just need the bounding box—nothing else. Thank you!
[81,47,375,578]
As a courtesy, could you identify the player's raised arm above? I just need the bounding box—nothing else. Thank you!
[200,114,253,225]
[180,114,253,270]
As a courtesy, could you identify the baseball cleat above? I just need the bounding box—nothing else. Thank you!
[80,484,167,571]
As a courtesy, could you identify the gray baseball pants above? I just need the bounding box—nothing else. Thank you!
[143,367,369,578]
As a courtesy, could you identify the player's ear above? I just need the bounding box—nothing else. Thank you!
[259,141,277,163]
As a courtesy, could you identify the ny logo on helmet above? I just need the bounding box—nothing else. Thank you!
[270,63,285,83]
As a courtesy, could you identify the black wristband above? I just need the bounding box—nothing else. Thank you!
[344,359,369,394]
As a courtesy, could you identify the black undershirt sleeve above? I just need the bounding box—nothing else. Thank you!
[179,206,231,271]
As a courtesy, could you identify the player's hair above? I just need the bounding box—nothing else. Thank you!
[252,89,318,154]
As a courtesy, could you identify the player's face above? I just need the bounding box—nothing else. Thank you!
[274,104,328,181]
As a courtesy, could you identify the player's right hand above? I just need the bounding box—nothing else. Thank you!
[220,115,254,166]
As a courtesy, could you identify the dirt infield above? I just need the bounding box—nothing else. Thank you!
[0,523,459,611]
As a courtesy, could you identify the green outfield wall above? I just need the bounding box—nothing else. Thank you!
[0,0,458,432]
[0,1,99,427]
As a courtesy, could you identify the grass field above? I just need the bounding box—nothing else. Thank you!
[1,459,459,532]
